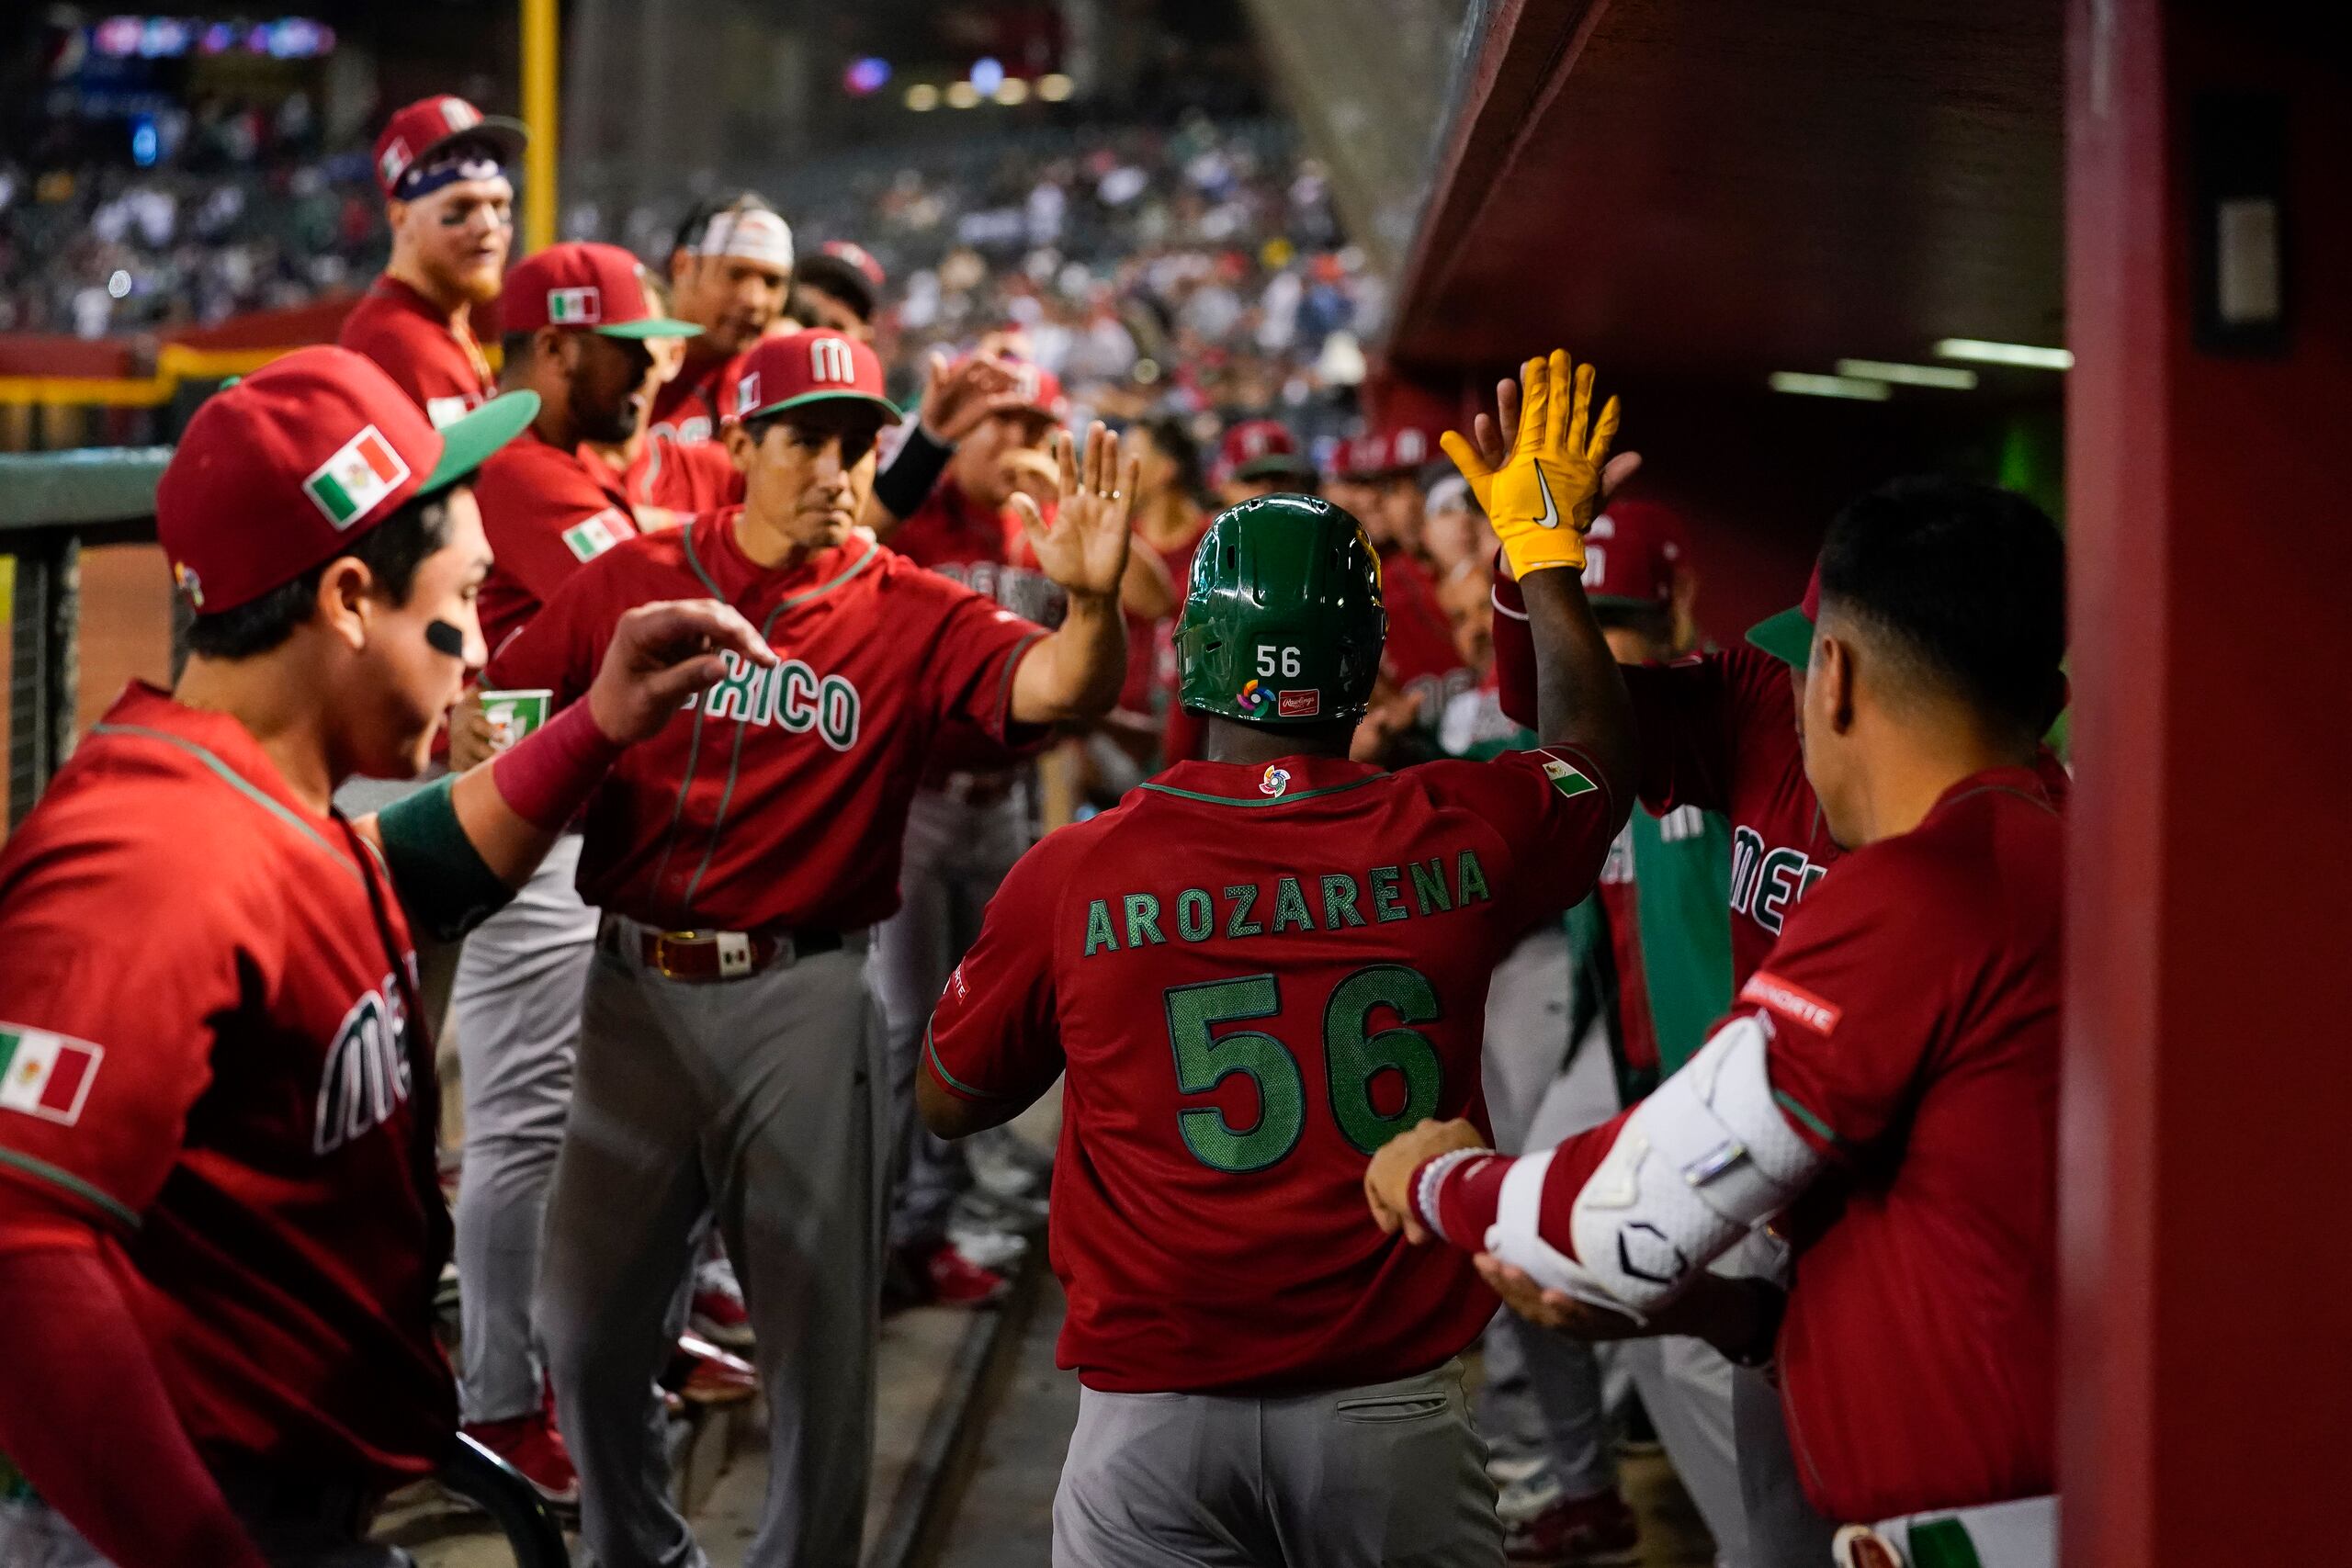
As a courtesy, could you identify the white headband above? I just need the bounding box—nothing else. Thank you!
[695,207,794,271]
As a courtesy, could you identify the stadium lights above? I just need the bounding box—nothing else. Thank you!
[1834,358,1978,390]
[1037,73,1074,102]
[904,83,939,111]
[1769,372,1893,402]
[1932,338,2074,371]
[997,78,1031,105]
[945,81,982,108]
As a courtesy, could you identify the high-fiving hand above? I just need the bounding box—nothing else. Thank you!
[1013,422,1138,603]
[1439,349,1628,580]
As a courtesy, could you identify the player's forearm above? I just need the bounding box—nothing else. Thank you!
[1519,567,1635,826]
[1012,592,1128,724]
[365,701,626,939]
[0,1242,269,1568]
[868,422,956,526]
[1490,561,1538,729]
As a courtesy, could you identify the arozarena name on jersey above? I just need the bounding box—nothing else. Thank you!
[684,650,862,751]
[1081,851,1493,956]
[1730,825,1826,936]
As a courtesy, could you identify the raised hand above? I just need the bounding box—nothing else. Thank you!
[918,350,1027,444]
[585,599,776,744]
[1446,366,1642,580]
[1012,421,1138,603]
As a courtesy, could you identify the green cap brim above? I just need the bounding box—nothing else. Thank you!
[1745,604,1815,668]
[594,317,704,340]
[422,389,541,495]
[736,388,902,425]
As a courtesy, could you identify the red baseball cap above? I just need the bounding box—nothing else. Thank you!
[1582,498,1690,609]
[729,328,900,425]
[1330,432,1386,481]
[1374,420,1439,474]
[501,243,699,339]
[994,356,1067,422]
[1214,419,1317,486]
[373,95,526,200]
[158,346,537,614]
[1747,561,1821,668]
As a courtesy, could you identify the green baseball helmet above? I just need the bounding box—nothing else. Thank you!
[1175,492,1387,727]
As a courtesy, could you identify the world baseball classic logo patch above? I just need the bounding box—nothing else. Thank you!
[303,425,410,529]
[0,1024,103,1126]
[1740,971,1842,1035]
[1259,764,1291,797]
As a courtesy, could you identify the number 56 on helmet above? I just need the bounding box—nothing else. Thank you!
[1174,492,1387,728]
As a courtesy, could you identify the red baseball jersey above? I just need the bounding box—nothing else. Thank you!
[337,275,495,428]
[1381,548,1476,733]
[0,684,451,1482]
[1495,573,1832,984]
[1430,765,2060,1522]
[485,509,1048,931]
[926,746,1621,1394]
[469,427,643,657]
[649,350,743,445]
[891,481,1068,628]
[617,433,742,517]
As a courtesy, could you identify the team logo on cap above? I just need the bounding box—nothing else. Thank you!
[303,424,411,530]
[439,98,482,132]
[1394,428,1428,465]
[735,372,762,415]
[809,337,855,384]
[378,138,412,189]
[548,287,601,325]
[1260,765,1291,797]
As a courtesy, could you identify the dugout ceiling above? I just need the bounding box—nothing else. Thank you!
[1388,0,2066,387]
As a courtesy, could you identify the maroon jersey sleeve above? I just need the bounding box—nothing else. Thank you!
[481,547,615,706]
[1490,569,1789,816]
[472,450,639,614]
[918,576,1050,746]
[922,838,1065,1106]
[0,825,243,1229]
[1738,847,1951,1158]
[1418,745,1621,931]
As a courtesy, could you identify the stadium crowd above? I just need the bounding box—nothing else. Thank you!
[0,84,2064,1568]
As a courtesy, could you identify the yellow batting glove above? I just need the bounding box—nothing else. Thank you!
[1471,349,1621,579]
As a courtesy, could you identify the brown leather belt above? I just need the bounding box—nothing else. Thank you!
[601,919,847,982]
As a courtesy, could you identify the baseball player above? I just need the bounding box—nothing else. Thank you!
[1371,475,2069,1568]
[920,352,1635,1568]
[862,355,1096,1303]
[1211,417,1321,506]
[339,95,523,426]
[651,193,797,444]
[483,329,1135,1566]
[445,241,702,1498]
[0,346,767,1568]
[791,241,888,342]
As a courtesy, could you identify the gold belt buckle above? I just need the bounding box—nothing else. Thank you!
[654,930,703,980]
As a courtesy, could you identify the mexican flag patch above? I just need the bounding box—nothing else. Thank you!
[302,425,409,529]
[562,508,628,562]
[0,1024,103,1126]
[1540,754,1597,799]
[548,287,601,325]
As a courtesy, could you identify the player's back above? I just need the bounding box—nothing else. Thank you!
[1015,747,1615,1394]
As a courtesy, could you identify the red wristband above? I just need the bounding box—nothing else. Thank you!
[1412,1150,1510,1248]
[490,698,626,830]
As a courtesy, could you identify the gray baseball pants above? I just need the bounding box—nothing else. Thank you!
[870,786,1026,1257]
[451,836,600,1423]
[1052,1361,1503,1568]
[537,919,887,1568]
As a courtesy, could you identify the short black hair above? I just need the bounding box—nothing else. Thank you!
[672,191,777,257]
[1140,413,1205,502]
[185,492,456,660]
[1817,476,2066,739]
[738,402,888,462]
